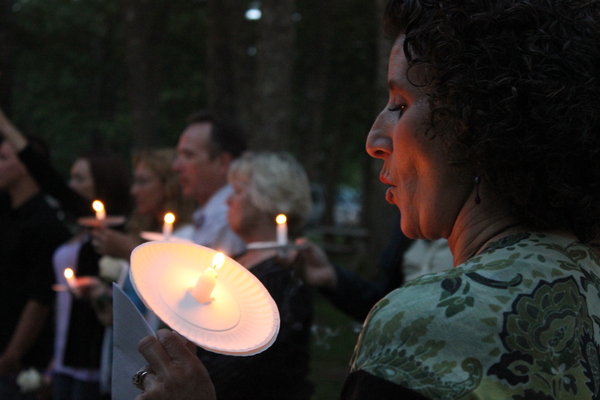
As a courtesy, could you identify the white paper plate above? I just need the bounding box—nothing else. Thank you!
[130,241,280,356]
[77,216,126,228]
[140,231,192,243]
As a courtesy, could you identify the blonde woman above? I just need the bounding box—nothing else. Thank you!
[195,151,314,400]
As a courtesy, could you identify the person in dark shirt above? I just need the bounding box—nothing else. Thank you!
[0,136,70,400]
[293,213,412,322]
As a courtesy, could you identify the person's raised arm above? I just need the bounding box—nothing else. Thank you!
[0,107,90,217]
[0,107,27,151]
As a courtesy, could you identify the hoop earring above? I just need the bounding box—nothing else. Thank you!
[474,176,481,205]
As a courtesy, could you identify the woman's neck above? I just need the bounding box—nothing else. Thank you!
[236,221,280,269]
[448,189,523,266]
[239,223,277,245]
[236,249,278,270]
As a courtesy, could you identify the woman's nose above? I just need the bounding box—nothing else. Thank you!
[366,110,393,159]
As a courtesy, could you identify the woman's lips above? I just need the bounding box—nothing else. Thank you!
[380,175,396,205]
[379,174,393,186]
[385,187,395,204]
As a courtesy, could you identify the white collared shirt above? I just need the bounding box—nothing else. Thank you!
[191,185,245,257]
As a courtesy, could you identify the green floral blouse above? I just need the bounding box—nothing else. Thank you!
[348,232,600,399]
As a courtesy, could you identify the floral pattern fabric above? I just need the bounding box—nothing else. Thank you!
[349,233,600,399]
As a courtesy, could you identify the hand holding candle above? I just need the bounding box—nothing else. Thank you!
[276,214,288,246]
[93,200,106,221]
[189,252,225,303]
[162,212,175,240]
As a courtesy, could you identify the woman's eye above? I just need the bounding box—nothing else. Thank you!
[387,105,406,113]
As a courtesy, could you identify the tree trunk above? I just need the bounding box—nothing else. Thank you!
[119,0,170,150]
[88,11,122,151]
[296,0,337,181]
[206,0,248,118]
[252,0,296,151]
[362,0,397,273]
[0,0,15,113]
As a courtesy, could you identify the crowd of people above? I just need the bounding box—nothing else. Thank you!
[2,0,600,399]
[0,98,449,400]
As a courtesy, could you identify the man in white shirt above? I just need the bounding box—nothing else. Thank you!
[173,111,247,256]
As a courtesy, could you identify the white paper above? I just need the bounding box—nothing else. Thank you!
[112,283,155,400]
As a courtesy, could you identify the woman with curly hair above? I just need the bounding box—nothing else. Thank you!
[130,0,600,399]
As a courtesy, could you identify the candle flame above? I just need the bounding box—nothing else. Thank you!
[164,212,175,224]
[212,252,225,270]
[92,200,104,213]
[64,268,74,279]
[276,214,287,225]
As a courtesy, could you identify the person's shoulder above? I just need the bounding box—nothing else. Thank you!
[464,231,599,279]
[350,231,600,399]
[250,257,290,282]
[173,223,195,240]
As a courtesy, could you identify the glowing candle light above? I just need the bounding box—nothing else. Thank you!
[189,252,225,303]
[92,200,106,220]
[276,214,288,246]
[163,213,175,240]
[64,268,76,289]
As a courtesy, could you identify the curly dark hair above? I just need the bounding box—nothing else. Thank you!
[384,0,600,242]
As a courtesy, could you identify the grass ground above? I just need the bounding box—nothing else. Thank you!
[308,293,362,399]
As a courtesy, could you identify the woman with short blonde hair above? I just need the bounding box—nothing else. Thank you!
[228,151,312,239]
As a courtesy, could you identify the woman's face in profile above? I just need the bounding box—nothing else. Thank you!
[366,35,472,240]
[69,158,95,200]
[226,178,262,237]
[131,161,166,217]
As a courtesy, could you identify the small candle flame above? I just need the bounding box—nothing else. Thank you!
[64,268,74,279]
[92,201,104,213]
[164,212,175,224]
[212,252,225,271]
[64,268,76,289]
[276,214,287,225]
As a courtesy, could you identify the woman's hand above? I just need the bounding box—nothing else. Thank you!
[135,330,216,400]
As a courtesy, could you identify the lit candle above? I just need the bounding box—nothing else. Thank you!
[189,252,225,303]
[64,268,76,289]
[92,200,106,220]
[276,214,288,246]
[163,212,175,240]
